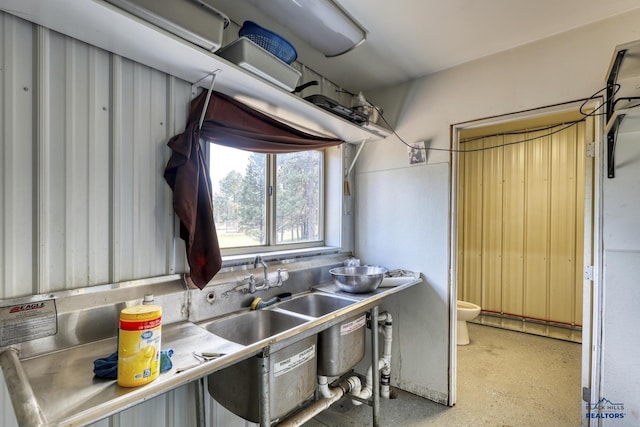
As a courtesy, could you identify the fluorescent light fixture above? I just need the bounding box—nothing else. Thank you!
[244,0,366,57]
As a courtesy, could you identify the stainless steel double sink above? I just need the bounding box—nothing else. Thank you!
[198,292,367,423]
[200,293,356,343]
[0,275,420,427]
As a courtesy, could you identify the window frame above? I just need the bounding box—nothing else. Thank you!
[205,142,327,257]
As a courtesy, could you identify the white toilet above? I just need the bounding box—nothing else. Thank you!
[457,300,481,345]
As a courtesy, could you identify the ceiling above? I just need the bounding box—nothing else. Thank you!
[208,0,640,93]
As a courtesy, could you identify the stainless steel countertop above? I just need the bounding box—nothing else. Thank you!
[12,277,422,426]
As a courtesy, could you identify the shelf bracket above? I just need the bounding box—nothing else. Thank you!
[606,50,626,121]
[605,49,627,178]
[198,70,221,131]
[346,138,368,177]
[607,114,624,179]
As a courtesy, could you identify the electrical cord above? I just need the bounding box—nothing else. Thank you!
[371,83,636,153]
[457,86,619,144]
[579,84,620,117]
[458,119,585,144]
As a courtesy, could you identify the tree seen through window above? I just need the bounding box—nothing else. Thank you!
[210,146,322,249]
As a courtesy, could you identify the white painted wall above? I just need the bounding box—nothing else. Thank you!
[355,163,450,403]
[356,8,640,418]
[600,126,640,425]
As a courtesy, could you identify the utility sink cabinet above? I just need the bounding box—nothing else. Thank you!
[201,310,318,422]
[207,333,318,423]
[201,292,367,422]
[0,273,421,426]
[276,293,367,377]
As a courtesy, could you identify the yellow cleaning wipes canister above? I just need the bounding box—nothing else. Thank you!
[117,304,162,387]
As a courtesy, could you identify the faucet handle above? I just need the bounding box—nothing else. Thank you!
[244,274,257,293]
[274,268,289,287]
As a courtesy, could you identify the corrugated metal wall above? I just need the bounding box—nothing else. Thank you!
[457,121,588,333]
[0,11,258,427]
[1,12,189,298]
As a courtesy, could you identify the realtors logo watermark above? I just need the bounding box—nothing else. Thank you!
[586,397,625,419]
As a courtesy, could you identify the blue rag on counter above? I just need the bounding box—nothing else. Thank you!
[160,348,174,372]
[93,352,118,379]
[93,349,174,380]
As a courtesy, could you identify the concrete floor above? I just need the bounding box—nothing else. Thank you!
[302,323,582,426]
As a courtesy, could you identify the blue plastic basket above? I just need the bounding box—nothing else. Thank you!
[239,20,297,64]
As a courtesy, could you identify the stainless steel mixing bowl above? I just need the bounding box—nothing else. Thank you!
[329,266,388,293]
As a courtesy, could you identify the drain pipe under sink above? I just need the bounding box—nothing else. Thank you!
[276,376,357,427]
[277,311,394,427]
[351,312,393,404]
[278,312,393,427]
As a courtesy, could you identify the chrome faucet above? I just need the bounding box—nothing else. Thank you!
[253,255,270,292]
[245,255,288,293]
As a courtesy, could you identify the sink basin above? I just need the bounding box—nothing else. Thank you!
[278,293,366,377]
[276,293,356,317]
[201,309,307,345]
[203,309,317,423]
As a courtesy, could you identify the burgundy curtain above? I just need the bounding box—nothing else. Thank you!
[164,90,343,289]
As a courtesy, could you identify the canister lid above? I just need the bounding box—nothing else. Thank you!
[120,304,162,320]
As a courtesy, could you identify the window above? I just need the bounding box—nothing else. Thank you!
[209,145,323,251]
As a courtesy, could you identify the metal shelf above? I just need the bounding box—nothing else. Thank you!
[1,0,391,143]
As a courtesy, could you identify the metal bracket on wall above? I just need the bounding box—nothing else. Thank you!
[605,49,626,179]
[606,114,624,178]
[346,138,368,177]
[196,69,222,131]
